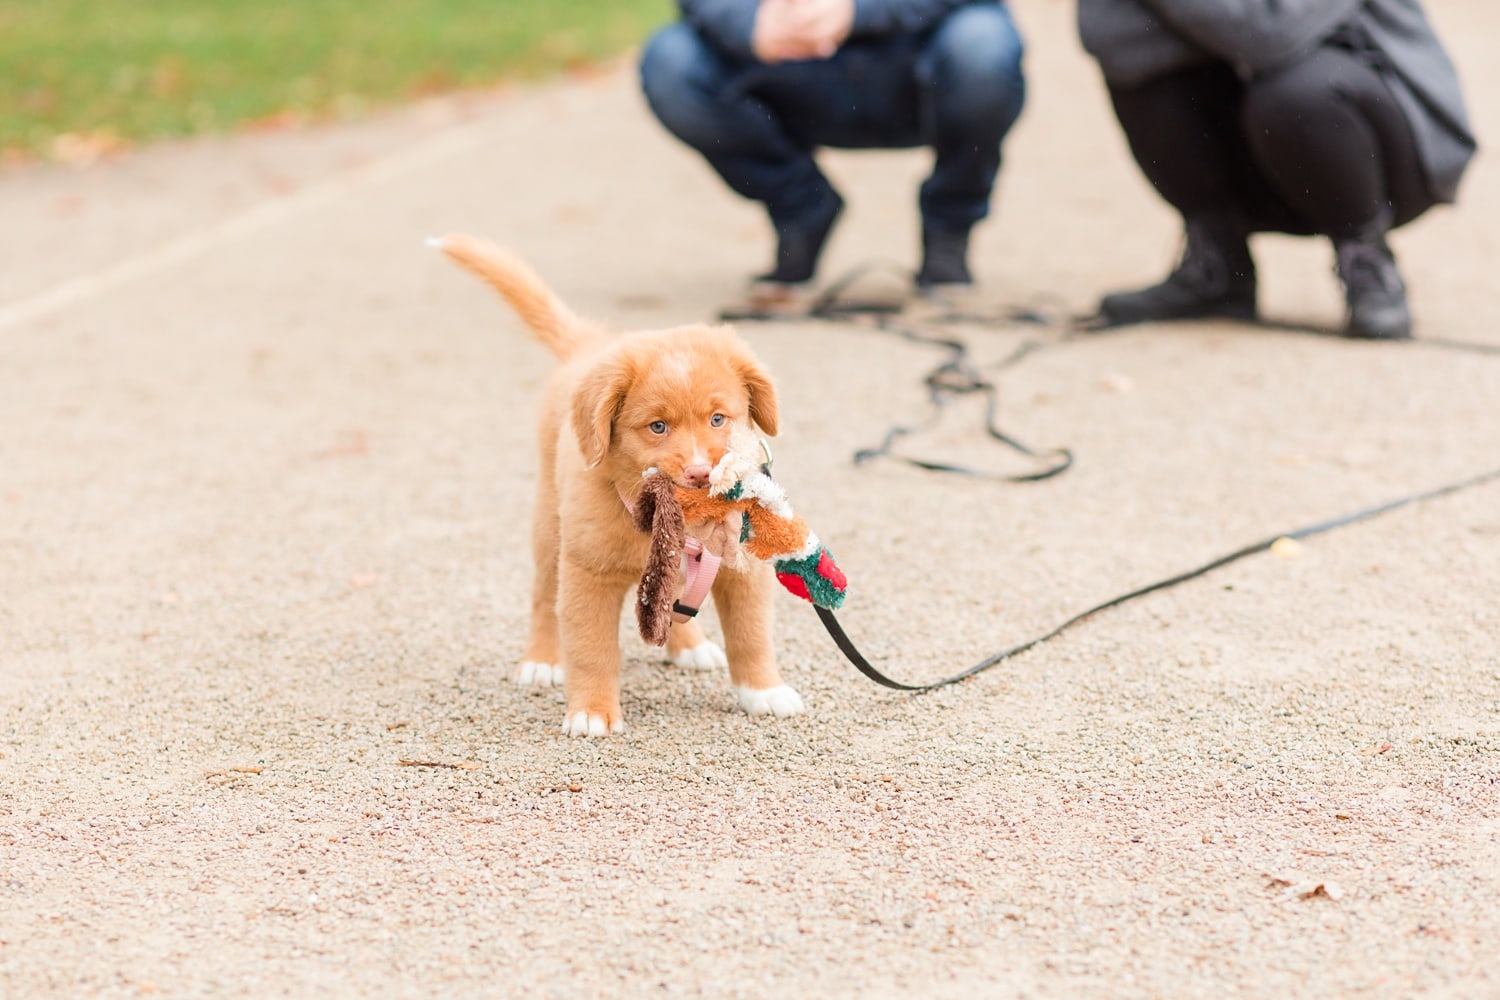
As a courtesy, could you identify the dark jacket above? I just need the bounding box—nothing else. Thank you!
[678,0,988,62]
[1076,0,1476,202]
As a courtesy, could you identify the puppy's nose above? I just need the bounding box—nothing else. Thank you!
[682,463,712,488]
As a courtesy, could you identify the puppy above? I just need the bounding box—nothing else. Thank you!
[434,235,805,737]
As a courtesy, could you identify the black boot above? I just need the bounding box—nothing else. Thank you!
[916,225,973,288]
[757,191,844,286]
[1334,234,1411,340]
[1097,216,1257,327]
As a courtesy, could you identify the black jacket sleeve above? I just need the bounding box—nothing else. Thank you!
[1144,0,1364,73]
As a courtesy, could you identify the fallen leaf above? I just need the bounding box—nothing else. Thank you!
[316,429,368,458]
[1303,880,1343,901]
[566,58,612,82]
[150,55,188,97]
[49,194,86,215]
[1268,871,1344,902]
[51,130,129,166]
[554,204,595,224]
[1269,537,1303,559]
[252,109,312,132]
[409,70,457,97]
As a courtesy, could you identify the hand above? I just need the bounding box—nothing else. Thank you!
[752,0,856,64]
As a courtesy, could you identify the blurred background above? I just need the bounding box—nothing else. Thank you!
[0,0,673,164]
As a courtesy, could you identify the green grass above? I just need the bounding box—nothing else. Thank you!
[0,0,673,157]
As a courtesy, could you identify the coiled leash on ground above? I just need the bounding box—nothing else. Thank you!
[722,261,1500,692]
[729,261,1077,482]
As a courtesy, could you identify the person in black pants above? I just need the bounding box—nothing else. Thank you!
[1078,0,1476,339]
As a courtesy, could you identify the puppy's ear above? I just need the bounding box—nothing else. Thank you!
[571,357,633,469]
[735,350,780,437]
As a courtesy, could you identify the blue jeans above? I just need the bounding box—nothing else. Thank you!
[640,3,1026,234]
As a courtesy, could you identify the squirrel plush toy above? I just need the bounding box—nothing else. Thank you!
[631,431,847,646]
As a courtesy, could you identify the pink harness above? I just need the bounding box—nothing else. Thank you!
[672,536,721,624]
[618,483,724,624]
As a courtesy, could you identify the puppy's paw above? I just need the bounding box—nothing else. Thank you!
[560,710,626,739]
[515,661,564,688]
[735,684,806,718]
[672,640,728,670]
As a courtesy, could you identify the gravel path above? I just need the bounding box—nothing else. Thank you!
[3,3,1498,996]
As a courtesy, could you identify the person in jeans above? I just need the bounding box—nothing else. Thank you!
[1078,0,1475,339]
[640,0,1025,303]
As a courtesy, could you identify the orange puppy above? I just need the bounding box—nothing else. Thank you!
[433,235,805,737]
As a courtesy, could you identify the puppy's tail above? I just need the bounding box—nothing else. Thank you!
[429,233,597,360]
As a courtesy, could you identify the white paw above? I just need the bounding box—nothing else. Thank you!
[516,661,564,688]
[560,711,625,738]
[735,684,806,718]
[672,641,728,670]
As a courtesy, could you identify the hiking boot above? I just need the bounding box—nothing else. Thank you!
[1335,236,1411,340]
[758,191,844,285]
[915,224,973,289]
[1097,217,1257,327]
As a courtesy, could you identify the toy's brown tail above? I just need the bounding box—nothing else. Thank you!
[430,233,601,361]
[632,472,685,647]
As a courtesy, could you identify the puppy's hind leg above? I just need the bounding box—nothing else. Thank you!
[712,562,805,718]
[517,487,565,689]
[665,616,727,670]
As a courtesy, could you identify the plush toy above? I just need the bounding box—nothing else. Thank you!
[631,433,847,646]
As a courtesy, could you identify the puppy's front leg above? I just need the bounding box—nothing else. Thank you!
[557,559,631,737]
[712,561,805,718]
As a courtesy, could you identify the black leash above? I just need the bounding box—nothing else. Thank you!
[848,316,1074,482]
[818,465,1500,691]
[723,261,1500,691]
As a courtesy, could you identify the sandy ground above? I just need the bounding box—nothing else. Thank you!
[3,2,1499,996]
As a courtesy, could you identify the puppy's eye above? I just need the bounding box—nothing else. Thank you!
[648,420,668,435]
[710,413,726,428]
